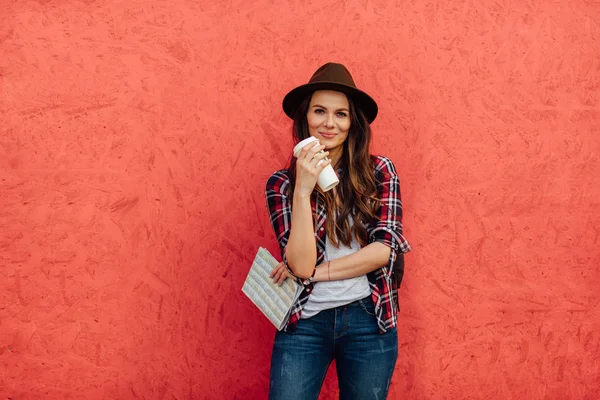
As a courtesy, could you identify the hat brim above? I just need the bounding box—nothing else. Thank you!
[282,82,378,123]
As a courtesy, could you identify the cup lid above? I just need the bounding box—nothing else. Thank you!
[293,136,320,157]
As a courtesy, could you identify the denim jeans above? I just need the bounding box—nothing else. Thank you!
[269,296,398,400]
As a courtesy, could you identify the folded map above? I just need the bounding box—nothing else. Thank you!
[242,247,303,330]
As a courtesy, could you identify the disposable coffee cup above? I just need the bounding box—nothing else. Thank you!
[292,137,340,192]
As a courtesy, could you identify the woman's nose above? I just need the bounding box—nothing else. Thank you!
[324,114,335,128]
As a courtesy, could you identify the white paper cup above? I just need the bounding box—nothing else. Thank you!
[316,163,340,192]
[293,136,320,157]
[292,137,340,192]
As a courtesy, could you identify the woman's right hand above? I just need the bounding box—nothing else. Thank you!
[294,142,331,197]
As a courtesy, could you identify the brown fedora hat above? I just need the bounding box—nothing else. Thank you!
[282,62,378,123]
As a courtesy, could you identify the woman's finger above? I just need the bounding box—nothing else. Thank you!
[270,262,284,278]
[273,270,282,284]
[277,270,289,286]
[305,144,325,161]
[316,158,332,171]
[269,264,278,278]
[297,142,320,160]
[309,151,329,168]
[271,270,282,284]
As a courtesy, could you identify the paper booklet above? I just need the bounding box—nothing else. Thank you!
[242,247,303,330]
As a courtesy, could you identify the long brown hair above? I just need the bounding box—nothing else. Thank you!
[287,92,381,248]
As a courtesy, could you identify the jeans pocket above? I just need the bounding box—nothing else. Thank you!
[358,297,376,316]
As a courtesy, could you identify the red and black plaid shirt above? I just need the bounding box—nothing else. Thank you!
[265,155,412,333]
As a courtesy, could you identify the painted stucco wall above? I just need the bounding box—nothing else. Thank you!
[1,0,599,398]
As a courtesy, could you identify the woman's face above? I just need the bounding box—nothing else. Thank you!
[306,90,351,161]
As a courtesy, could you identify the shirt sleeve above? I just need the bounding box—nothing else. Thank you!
[265,171,296,278]
[369,156,412,279]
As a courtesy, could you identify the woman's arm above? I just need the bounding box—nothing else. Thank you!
[312,241,390,282]
[284,191,317,278]
[313,156,411,283]
[266,142,331,280]
[265,177,319,281]
[285,142,331,279]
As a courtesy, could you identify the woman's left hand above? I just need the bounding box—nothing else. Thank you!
[270,262,296,286]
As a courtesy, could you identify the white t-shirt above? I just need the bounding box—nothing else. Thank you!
[301,217,371,319]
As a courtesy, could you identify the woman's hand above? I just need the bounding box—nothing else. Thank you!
[270,262,297,286]
[294,142,331,197]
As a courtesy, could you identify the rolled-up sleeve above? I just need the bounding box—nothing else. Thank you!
[265,171,295,276]
[369,156,412,278]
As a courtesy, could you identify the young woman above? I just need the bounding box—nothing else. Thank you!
[265,62,412,400]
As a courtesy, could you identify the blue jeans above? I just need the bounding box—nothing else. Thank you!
[269,296,398,400]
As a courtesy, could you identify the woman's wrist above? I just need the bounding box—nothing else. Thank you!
[313,261,330,282]
[293,188,312,200]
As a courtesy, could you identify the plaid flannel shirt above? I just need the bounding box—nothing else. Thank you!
[265,155,412,333]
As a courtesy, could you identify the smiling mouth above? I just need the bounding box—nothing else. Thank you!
[320,132,336,138]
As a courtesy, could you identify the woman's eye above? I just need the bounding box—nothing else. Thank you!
[315,109,325,114]
[337,112,348,118]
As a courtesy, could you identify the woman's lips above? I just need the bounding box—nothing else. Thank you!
[320,132,336,139]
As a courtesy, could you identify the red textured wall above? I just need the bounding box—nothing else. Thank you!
[1,0,599,399]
